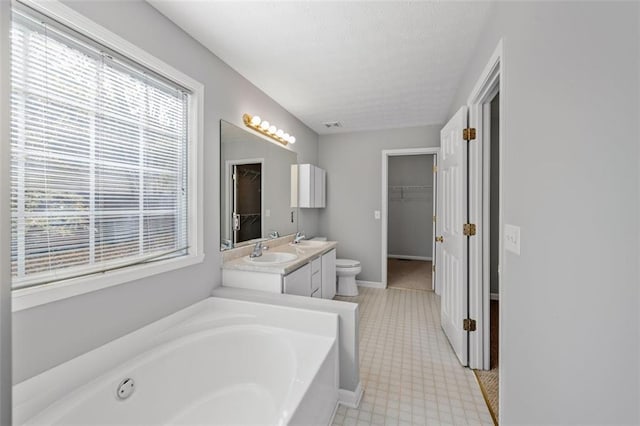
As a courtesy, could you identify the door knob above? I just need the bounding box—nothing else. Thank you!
[435,236,444,243]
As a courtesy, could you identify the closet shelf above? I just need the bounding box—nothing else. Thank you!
[388,185,432,202]
[388,185,432,190]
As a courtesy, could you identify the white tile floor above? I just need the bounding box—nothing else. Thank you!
[333,287,493,426]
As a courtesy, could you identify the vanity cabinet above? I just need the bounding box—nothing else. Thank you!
[283,263,312,296]
[282,249,336,299]
[321,249,336,299]
[291,164,326,208]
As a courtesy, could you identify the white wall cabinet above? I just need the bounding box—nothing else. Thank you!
[291,164,326,208]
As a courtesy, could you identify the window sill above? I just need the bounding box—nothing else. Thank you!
[11,253,205,312]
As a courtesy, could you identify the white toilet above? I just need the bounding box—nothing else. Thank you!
[335,259,361,296]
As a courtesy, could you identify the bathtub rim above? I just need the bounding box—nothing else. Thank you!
[13,297,339,425]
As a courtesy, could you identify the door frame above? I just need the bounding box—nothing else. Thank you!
[381,147,440,289]
[224,158,264,246]
[467,39,503,371]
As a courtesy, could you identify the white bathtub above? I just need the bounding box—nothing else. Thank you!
[13,298,340,425]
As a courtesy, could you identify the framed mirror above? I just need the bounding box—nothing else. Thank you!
[220,120,298,250]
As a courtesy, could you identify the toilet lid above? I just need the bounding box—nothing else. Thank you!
[336,259,360,268]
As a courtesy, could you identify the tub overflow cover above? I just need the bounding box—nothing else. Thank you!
[117,378,135,400]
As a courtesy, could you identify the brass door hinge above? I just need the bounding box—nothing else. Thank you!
[463,223,476,236]
[463,128,476,141]
[432,264,436,272]
[435,236,444,243]
[432,165,437,173]
[433,215,436,223]
[463,318,477,332]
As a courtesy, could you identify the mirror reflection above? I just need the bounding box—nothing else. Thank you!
[220,120,298,250]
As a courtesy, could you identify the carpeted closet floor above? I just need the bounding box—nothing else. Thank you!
[387,258,432,291]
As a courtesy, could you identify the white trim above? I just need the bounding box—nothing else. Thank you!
[381,148,439,289]
[490,292,499,301]
[328,402,339,426]
[12,254,205,312]
[466,39,503,374]
[356,280,384,289]
[387,255,432,261]
[10,0,205,311]
[338,382,363,408]
[0,0,12,420]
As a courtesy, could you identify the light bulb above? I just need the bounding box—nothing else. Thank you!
[289,136,296,144]
[268,125,277,134]
[260,120,270,130]
[276,129,284,138]
[283,133,290,141]
[250,115,261,126]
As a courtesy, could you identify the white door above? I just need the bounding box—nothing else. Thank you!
[438,106,469,366]
[432,155,437,292]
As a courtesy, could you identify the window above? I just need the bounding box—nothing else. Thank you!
[10,2,203,298]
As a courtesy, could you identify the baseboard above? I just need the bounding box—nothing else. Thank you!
[356,280,385,289]
[387,254,432,261]
[328,399,340,426]
[338,382,364,408]
[490,292,499,301]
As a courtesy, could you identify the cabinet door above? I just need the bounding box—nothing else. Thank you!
[321,249,336,299]
[283,263,311,296]
[320,169,326,208]
[298,164,314,208]
[314,166,323,208]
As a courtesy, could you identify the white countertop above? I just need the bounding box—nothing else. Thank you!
[222,240,338,275]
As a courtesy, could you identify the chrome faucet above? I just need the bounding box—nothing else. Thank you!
[292,232,306,244]
[250,241,268,258]
[269,231,280,239]
[221,239,233,250]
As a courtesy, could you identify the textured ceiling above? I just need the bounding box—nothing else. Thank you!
[149,1,494,134]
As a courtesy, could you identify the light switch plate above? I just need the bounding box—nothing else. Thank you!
[374,210,381,220]
[265,209,271,217]
[504,224,521,255]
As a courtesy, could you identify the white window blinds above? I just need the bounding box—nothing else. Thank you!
[10,6,189,289]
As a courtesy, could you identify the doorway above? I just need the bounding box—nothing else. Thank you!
[227,161,263,245]
[381,147,439,290]
[387,154,435,291]
[473,91,500,424]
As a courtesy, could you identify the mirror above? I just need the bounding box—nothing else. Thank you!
[220,120,298,250]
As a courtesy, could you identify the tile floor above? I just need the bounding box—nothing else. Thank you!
[333,287,493,426]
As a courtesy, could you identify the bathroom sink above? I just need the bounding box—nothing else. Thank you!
[245,252,298,265]
[289,240,327,248]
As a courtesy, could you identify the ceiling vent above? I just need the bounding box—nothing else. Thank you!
[322,121,342,129]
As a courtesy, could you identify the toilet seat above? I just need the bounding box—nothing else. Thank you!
[336,259,360,268]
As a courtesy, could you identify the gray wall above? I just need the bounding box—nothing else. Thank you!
[388,155,433,259]
[0,0,12,421]
[10,0,320,383]
[449,2,639,423]
[317,126,440,283]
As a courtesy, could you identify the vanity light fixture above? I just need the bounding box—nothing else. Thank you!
[243,113,296,145]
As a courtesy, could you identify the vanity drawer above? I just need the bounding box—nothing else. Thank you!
[311,257,321,275]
